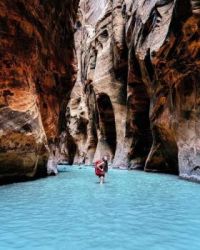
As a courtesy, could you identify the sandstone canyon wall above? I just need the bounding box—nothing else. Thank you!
[0,0,78,183]
[1,0,200,183]
[67,0,200,181]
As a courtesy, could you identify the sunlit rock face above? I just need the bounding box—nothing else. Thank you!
[0,0,78,183]
[68,0,200,181]
[67,0,128,165]
[79,0,107,25]
[68,0,153,167]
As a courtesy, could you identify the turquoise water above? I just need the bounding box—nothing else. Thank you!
[0,167,200,250]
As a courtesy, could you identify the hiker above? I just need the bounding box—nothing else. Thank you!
[95,156,108,184]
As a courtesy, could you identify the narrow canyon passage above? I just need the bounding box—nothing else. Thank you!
[96,93,117,160]
[0,1,200,249]
[0,0,200,183]
[1,167,200,250]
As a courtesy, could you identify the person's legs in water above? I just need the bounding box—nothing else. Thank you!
[100,175,104,184]
[99,175,105,184]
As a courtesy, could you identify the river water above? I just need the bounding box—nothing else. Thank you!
[0,166,200,250]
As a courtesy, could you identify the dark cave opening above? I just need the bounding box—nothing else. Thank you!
[126,83,153,169]
[97,94,117,157]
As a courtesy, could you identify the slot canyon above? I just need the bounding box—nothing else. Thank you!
[0,0,200,184]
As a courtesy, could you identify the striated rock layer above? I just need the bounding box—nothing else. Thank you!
[67,0,200,181]
[0,0,78,183]
[1,0,200,183]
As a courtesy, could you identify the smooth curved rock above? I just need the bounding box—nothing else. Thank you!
[0,0,78,183]
[67,0,200,181]
[1,0,200,183]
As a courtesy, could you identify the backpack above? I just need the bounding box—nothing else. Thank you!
[95,160,104,176]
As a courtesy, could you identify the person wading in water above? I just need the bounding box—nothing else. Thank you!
[95,156,108,184]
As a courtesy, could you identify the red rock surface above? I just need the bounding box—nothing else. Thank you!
[1,0,200,183]
[126,0,200,178]
[0,0,78,183]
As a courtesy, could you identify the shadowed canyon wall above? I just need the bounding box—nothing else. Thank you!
[1,0,200,183]
[0,0,78,183]
[67,0,200,181]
